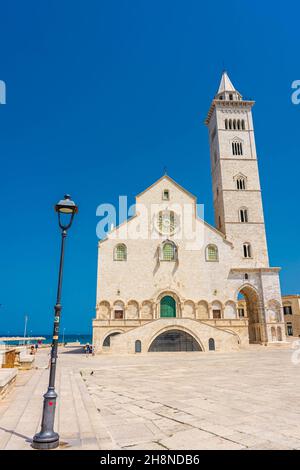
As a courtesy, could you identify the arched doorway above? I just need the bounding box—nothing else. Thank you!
[160,296,176,318]
[277,327,282,342]
[271,327,276,341]
[148,329,201,352]
[238,286,262,343]
[103,332,121,347]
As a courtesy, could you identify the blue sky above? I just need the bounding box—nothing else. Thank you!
[0,0,299,334]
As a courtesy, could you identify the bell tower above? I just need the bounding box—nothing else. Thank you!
[205,72,269,267]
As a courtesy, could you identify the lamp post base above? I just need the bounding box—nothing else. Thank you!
[32,431,59,450]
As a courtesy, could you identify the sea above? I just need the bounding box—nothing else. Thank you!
[0,334,92,346]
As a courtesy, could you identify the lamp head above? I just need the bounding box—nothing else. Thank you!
[55,194,78,230]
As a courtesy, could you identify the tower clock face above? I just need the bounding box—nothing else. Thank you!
[155,210,179,235]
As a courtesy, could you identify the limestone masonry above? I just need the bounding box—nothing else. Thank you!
[93,72,286,354]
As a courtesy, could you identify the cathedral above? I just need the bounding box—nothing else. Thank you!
[92,72,286,354]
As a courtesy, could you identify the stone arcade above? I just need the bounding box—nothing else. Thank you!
[93,72,286,354]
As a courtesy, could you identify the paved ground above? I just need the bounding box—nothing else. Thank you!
[1,345,300,450]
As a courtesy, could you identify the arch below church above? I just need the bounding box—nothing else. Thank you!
[102,330,124,347]
[148,327,203,352]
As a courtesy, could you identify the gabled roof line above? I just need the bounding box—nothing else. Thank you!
[98,214,138,245]
[98,175,233,247]
[136,174,197,200]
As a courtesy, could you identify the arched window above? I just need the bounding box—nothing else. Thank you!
[208,338,215,351]
[206,244,219,262]
[233,119,236,130]
[236,177,246,190]
[161,241,177,261]
[229,119,232,130]
[114,244,127,261]
[225,119,228,130]
[243,243,252,258]
[239,208,249,223]
[237,119,241,130]
[135,340,142,353]
[241,119,245,130]
[232,141,243,156]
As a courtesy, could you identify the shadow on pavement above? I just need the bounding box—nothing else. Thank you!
[60,347,85,354]
[0,426,32,444]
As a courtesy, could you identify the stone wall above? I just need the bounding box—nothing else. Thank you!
[106,318,243,354]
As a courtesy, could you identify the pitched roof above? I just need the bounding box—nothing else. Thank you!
[136,174,197,200]
[217,71,236,94]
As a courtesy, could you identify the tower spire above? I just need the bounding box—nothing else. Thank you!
[215,71,242,101]
[217,71,236,94]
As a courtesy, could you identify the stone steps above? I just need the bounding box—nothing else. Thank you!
[0,369,18,399]
[0,350,116,450]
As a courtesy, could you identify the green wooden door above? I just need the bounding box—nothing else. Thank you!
[160,296,176,318]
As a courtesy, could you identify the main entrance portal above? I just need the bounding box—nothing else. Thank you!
[148,329,201,352]
[160,296,176,317]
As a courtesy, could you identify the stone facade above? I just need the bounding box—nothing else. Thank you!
[282,295,300,338]
[93,72,286,354]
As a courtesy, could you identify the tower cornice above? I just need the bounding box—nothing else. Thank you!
[205,99,255,126]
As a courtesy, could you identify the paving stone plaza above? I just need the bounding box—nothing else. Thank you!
[0,346,300,450]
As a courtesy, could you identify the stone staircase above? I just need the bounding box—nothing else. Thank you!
[0,349,117,450]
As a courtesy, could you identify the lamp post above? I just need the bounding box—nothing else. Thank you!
[32,195,78,450]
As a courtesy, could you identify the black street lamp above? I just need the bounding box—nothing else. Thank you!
[32,195,78,450]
